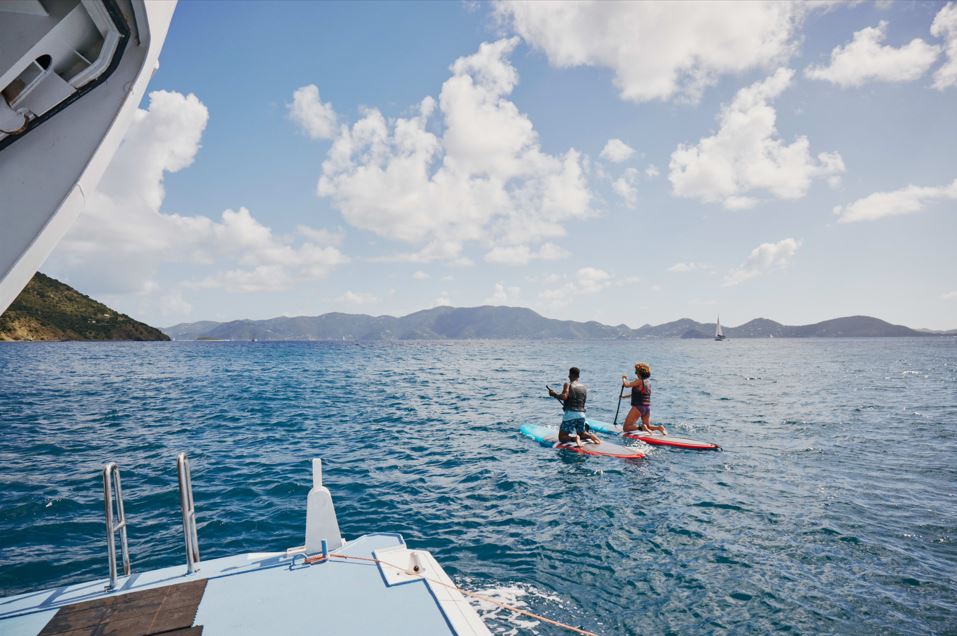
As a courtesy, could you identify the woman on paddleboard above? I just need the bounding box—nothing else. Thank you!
[621,362,668,435]
[548,366,602,447]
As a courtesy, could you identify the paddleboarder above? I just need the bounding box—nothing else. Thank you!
[621,362,668,435]
[548,366,602,447]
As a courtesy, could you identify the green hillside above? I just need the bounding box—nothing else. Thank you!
[0,273,169,342]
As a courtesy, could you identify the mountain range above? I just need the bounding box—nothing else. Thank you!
[164,306,947,341]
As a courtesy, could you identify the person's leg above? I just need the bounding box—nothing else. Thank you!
[579,419,600,444]
[559,420,583,446]
[641,411,667,435]
[623,406,640,431]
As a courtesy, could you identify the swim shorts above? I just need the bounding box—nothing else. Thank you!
[560,416,587,436]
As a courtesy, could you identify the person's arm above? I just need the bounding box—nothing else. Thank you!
[557,382,570,401]
[622,376,641,388]
[547,383,570,402]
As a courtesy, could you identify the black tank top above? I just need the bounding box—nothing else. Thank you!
[563,380,587,412]
[631,378,650,407]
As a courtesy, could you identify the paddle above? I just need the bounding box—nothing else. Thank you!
[612,381,626,426]
[545,384,565,407]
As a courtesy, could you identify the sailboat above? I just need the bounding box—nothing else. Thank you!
[714,316,727,341]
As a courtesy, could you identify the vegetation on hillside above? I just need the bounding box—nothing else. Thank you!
[0,273,169,341]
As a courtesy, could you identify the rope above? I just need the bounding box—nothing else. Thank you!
[304,552,597,636]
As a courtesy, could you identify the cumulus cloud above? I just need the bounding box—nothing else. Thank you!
[494,1,813,103]
[941,290,957,300]
[669,68,844,209]
[316,38,589,266]
[295,226,344,246]
[612,168,639,208]
[486,282,521,304]
[48,91,348,301]
[645,164,660,179]
[805,21,940,87]
[288,84,338,140]
[336,290,377,305]
[484,242,568,265]
[669,261,710,273]
[412,270,431,280]
[600,138,635,162]
[724,238,801,286]
[932,2,957,90]
[537,266,637,304]
[833,178,957,223]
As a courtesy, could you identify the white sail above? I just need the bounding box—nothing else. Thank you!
[715,317,723,337]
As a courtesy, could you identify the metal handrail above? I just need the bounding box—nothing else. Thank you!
[102,462,130,589]
[177,452,200,573]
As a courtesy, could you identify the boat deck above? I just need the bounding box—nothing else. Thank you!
[0,533,486,635]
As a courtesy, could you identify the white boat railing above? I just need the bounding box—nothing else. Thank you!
[102,462,130,590]
[177,452,201,573]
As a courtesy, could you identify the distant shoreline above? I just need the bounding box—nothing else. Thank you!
[163,306,955,342]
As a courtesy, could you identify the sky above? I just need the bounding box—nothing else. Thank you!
[43,1,957,330]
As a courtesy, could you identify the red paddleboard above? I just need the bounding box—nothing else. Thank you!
[587,419,720,451]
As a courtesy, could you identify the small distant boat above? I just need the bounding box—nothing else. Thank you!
[714,316,727,341]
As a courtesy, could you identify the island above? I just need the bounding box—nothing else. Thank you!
[0,273,170,341]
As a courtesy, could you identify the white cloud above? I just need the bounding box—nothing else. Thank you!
[612,168,639,208]
[486,282,521,304]
[48,91,348,299]
[317,39,590,267]
[833,178,957,223]
[932,2,957,90]
[494,1,814,103]
[288,84,338,140]
[191,265,289,294]
[669,261,710,273]
[645,164,660,178]
[336,290,377,305]
[484,242,568,265]
[669,68,845,208]
[296,226,344,246]
[600,138,635,162]
[538,267,614,303]
[724,238,801,286]
[412,270,431,280]
[941,290,957,300]
[137,284,192,321]
[433,293,451,307]
[805,21,940,87]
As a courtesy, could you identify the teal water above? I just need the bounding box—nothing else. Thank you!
[1,339,955,634]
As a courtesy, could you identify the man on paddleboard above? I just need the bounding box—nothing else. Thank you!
[548,367,602,447]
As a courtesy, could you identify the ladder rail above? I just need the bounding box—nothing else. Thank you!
[177,452,200,573]
[102,462,130,590]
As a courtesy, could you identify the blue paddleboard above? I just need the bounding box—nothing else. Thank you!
[520,423,646,459]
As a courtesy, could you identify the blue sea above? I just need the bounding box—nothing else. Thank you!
[1,339,955,634]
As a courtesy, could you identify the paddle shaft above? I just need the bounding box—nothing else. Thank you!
[613,382,626,426]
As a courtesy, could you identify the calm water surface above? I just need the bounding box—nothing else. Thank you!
[1,339,955,634]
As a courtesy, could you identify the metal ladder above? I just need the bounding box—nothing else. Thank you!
[102,462,130,590]
[102,454,201,588]
[177,452,200,573]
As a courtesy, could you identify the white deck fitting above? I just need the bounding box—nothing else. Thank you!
[0,533,491,635]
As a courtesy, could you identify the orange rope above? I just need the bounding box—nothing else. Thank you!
[304,552,597,636]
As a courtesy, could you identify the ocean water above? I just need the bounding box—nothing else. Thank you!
[0,338,955,634]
